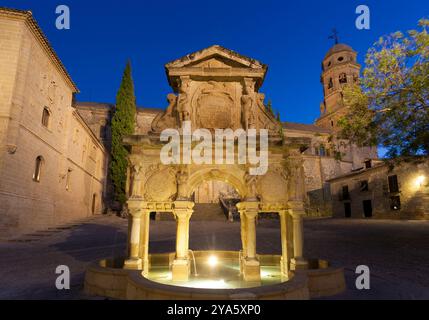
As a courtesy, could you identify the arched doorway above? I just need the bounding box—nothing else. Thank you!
[192,179,240,221]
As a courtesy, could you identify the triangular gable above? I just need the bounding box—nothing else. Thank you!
[165,45,267,70]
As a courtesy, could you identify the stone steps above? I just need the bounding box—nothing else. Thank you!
[191,203,227,221]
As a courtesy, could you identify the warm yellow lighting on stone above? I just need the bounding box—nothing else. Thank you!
[416,175,425,188]
[208,255,218,267]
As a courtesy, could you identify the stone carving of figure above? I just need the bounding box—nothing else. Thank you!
[177,78,191,125]
[176,169,188,200]
[130,163,143,197]
[287,155,305,202]
[151,93,178,132]
[245,172,259,200]
[241,80,256,130]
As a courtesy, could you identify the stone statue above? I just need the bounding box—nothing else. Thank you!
[177,78,191,125]
[130,163,143,197]
[245,172,259,200]
[151,93,178,132]
[176,169,188,200]
[287,155,305,202]
[241,80,256,130]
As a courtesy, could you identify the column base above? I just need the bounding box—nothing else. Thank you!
[172,259,190,281]
[242,258,261,282]
[290,257,308,270]
[280,257,290,279]
[142,258,150,276]
[123,258,142,270]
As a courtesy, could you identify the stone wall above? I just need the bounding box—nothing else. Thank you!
[330,160,429,219]
[0,10,107,238]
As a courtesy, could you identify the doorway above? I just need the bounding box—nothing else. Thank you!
[362,200,372,218]
[344,202,351,218]
[91,193,97,215]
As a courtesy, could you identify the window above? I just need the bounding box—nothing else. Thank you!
[388,175,399,193]
[338,56,344,62]
[319,145,326,157]
[339,73,347,84]
[99,125,105,139]
[364,160,372,169]
[331,120,334,127]
[360,180,369,192]
[66,168,72,191]
[342,185,350,200]
[328,78,333,89]
[41,107,51,128]
[33,156,44,182]
[390,196,401,210]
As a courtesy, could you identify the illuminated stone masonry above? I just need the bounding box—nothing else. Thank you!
[84,46,347,299]
[123,46,311,282]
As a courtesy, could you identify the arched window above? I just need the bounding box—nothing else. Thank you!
[33,156,44,182]
[66,168,72,190]
[327,78,333,89]
[339,73,347,84]
[41,107,51,128]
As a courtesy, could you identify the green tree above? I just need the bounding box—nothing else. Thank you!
[110,61,136,204]
[339,19,429,158]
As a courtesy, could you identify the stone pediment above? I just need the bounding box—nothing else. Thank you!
[165,45,267,70]
[165,45,268,91]
[151,45,281,135]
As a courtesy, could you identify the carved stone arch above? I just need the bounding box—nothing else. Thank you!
[185,167,247,199]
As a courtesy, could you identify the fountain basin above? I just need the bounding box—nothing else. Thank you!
[84,251,345,300]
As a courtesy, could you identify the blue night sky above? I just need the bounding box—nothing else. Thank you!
[3,0,428,124]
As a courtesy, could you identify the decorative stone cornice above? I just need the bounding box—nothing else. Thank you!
[0,7,79,93]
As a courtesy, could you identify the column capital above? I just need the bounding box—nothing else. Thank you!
[128,208,143,218]
[288,200,305,216]
[173,200,194,220]
[237,201,259,211]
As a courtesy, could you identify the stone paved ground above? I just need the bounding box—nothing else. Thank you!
[0,215,428,299]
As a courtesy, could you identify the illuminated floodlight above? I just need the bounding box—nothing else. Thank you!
[207,255,218,267]
[416,175,425,188]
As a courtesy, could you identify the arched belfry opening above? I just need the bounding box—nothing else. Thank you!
[122,45,308,282]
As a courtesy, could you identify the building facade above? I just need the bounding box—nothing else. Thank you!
[0,8,108,238]
[2,6,425,241]
[329,159,429,219]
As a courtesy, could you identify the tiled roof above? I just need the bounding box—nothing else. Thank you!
[75,101,163,114]
[282,122,332,134]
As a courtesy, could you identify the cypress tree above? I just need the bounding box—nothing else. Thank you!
[110,61,136,205]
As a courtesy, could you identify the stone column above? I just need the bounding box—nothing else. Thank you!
[124,208,143,270]
[172,201,194,281]
[289,202,308,270]
[139,210,150,276]
[240,202,261,282]
[279,210,290,279]
[239,210,247,258]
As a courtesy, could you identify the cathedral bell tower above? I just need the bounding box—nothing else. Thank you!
[316,43,361,131]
